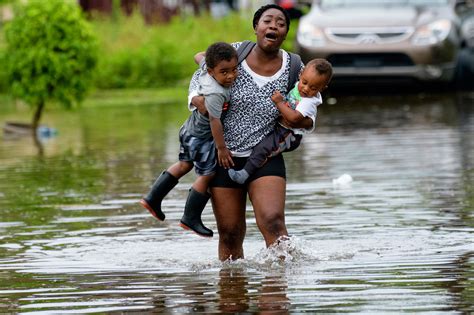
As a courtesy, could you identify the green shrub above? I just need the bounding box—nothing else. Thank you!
[94,36,186,89]
[0,6,300,93]
[4,0,98,129]
[91,12,257,89]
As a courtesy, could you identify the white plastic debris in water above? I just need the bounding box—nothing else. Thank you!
[327,97,337,105]
[332,174,353,188]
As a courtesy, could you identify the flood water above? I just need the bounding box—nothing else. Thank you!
[0,90,473,313]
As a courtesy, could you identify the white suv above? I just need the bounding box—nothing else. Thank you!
[294,0,474,83]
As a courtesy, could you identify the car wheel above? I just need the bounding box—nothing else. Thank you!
[455,47,474,90]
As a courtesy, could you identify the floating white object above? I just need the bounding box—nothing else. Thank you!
[332,174,353,187]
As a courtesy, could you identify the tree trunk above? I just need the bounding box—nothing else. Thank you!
[138,0,179,24]
[121,0,138,15]
[186,0,211,16]
[32,101,44,137]
[32,101,45,156]
[78,0,113,14]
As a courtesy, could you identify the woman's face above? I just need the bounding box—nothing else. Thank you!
[255,8,288,53]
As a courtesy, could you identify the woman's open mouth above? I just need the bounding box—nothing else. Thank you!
[265,32,278,41]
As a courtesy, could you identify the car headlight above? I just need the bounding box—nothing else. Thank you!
[461,18,474,49]
[412,19,452,46]
[297,21,326,47]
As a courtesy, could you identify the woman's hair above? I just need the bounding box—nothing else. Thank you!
[253,4,290,32]
[307,58,334,83]
[205,42,238,69]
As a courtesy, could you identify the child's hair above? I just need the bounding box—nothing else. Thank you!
[205,42,238,69]
[306,59,333,84]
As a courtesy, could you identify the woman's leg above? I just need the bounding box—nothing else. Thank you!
[248,176,287,247]
[210,187,247,261]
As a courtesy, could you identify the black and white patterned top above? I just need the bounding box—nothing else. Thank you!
[188,42,304,156]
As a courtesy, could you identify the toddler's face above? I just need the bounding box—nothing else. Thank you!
[208,57,238,88]
[297,67,328,98]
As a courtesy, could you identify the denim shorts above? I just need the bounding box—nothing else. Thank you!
[178,126,216,176]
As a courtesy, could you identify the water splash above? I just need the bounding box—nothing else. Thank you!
[186,236,323,272]
[250,236,319,268]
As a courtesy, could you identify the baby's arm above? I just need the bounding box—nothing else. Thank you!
[194,52,205,65]
[272,91,305,125]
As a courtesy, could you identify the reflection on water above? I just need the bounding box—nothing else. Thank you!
[0,91,473,313]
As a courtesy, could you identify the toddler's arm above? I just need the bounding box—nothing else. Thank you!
[209,115,234,169]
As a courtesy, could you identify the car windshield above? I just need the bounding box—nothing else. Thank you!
[320,0,449,8]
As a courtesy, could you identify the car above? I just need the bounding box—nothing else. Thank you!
[459,0,474,48]
[457,1,474,86]
[294,0,474,84]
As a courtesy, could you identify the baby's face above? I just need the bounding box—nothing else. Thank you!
[297,67,328,98]
[208,57,238,88]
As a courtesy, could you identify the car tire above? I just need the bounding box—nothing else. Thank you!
[454,47,474,90]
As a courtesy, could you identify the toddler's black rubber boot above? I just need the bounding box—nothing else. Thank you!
[179,188,213,238]
[139,171,178,221]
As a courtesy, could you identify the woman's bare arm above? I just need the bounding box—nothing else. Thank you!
[194,52,205,65]
[191,95,207,115]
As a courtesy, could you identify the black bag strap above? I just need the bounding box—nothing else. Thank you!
[236,40,301,92]
[287,52,301,93]
[236,40,255,64]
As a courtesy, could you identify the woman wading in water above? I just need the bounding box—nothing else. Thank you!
[189,4,314,260]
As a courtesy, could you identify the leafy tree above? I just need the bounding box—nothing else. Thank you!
[4,0,98,136]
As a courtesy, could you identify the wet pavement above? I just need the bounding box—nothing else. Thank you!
[0,90,473,313]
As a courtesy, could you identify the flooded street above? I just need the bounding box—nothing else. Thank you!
[0,90,473,313]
